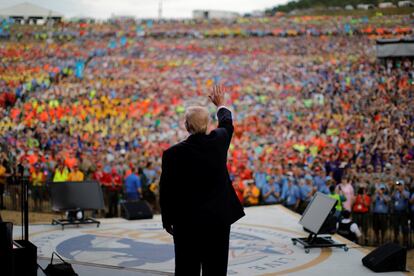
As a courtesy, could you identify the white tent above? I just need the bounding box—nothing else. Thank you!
[0,2,63,19]
[376,38,414,58]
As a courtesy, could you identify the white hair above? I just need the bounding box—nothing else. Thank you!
[185,106,209,134]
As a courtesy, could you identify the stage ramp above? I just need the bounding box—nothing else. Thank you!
[13,205,412,276]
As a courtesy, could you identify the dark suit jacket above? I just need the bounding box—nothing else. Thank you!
[160,107,245,228]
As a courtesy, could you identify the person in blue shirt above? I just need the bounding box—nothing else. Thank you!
[316,174,331,195]
[298,176,316,214]
[409,191,414,239]
[279,174,289,194]
[124,170,142,201]
[302,173,312,186]
[254,166,268,190]
[143,161,157,185]
[313,168,328,194]
[391,180,409,244]
[261,176,280,205]
[318,183,330,194]
[281,178,300,212]
[372,184,390,245]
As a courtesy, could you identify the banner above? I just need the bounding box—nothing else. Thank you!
[75,60,85,79]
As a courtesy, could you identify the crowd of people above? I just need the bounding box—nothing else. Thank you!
[0,14,413,246]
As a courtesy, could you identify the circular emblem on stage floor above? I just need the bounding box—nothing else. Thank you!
[227,224,328,275]
[32,222,329,275]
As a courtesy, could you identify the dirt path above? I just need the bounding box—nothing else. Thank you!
[1,210,61,225]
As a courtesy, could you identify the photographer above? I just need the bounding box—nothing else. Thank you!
[261,176,281,205]
[281,177,300,212]
[391,180,409,244]
[336,176,354,212]
[372,184,390,245]
[352,187,370,244]
[298,176,316,214]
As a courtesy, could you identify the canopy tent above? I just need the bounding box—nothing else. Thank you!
[0,2,63,20]
[376,37,414,58]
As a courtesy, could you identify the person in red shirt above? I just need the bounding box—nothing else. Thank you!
[107,168,122,217]
[352,187,371,244]
[92,164,104,183]
[100,166,113,217]
[232,175,245,203]
[93,164,110,217]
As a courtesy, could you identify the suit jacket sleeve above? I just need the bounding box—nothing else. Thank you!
[159,150,173,228]
[216,107,234,149]
[217,107,245,224]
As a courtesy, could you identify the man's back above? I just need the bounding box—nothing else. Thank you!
[159,85,245,276]
[160,107,244,227]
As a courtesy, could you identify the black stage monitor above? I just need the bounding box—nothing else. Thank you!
[299,192,337,234]
[292,192,346,253]
[362,243,406,272]
[50,181,104,211]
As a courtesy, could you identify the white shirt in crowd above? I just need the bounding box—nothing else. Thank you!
[337,218,362,238]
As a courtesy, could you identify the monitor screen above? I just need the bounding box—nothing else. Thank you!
[50,181,104,211]
[299,192,337,234]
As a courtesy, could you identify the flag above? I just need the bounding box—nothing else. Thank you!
[120,36,127,46]
[109,39,117,49]
[75,60,85,79]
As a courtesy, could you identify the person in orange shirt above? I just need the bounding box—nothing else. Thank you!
[68,165,84,182]
[0,158,8,210]
[30,164,45,211]
[243,180,260,206]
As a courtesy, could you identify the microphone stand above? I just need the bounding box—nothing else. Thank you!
[18,175,29,241]
[23,176,29,241]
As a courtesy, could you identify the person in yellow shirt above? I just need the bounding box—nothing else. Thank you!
[68,165,84,182]
[243,180,260,206]
[0,159,7,210]
[31,164,45,211]
[53,163,69,182]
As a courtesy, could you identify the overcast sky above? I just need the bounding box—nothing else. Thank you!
[0,0,289,19]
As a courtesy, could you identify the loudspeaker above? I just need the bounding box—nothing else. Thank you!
[121,200,153,220]
[0,222,14,275]
[362,243,406,272]
[12,240,38,276]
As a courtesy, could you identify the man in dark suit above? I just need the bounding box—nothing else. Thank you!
[160,85,245,275]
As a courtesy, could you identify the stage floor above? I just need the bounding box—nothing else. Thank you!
[13,205,412,276]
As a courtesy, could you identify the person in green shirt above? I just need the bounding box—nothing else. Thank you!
[53,163,69,182]
[329,184,346,219]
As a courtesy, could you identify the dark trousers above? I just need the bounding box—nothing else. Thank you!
[353,212,369,237]
[108,190,119,217]
[31,186,44,211]
[393,211,408,243]
[373,213,388,244]
[173,223,231,276]
[0,184,4,209]
[298,200,310,215]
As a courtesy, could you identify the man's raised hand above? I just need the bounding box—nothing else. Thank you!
[209,84,225,107]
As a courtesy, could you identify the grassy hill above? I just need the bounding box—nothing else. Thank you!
[265,0,413,15]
